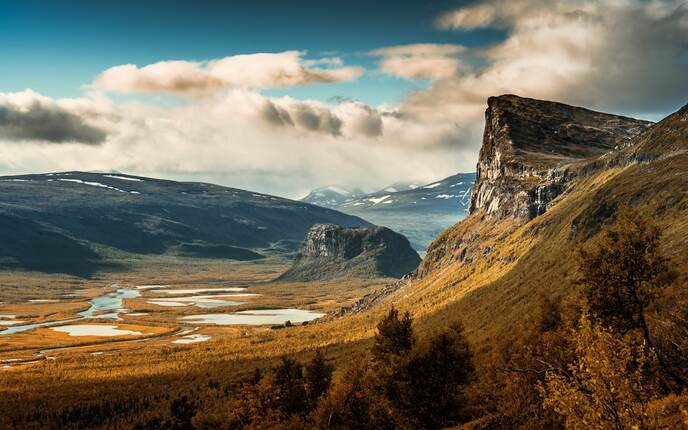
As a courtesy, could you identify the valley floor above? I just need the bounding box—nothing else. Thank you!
[0,256,392,428]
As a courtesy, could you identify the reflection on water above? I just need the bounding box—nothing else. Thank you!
[146,293,253,308]
[182,308,325,326]
[79,289,140,318]
[172,334,211,344]
[0,288,140,335]
[52,324,142,337]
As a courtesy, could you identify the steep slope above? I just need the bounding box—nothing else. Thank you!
[470,95,651,219]
[279,224,421,281]
[303,173,476,252]
[345,95,687,348]
[0,172,370,276]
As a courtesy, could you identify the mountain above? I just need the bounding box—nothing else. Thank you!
[279,224,421,281]
[0,172,370,276]
[346,95,687,350]
[302,173,475,253]
[300,186,364,208]
[338,172,475,214]
[470,94,651,219]
[379,181,424,193]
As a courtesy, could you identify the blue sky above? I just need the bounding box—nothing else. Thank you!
[0,0,504,105]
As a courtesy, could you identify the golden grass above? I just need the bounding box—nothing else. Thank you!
[0,155,687,427]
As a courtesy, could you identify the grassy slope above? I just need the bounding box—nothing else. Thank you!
[397,154,688,345]
[1,109,686,427]
[2,156,686,411]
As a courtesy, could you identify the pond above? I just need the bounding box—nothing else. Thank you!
[146,293,256,308]
[79,288,141,318]
[181,308,325,326]
[52,324,142,337]
[0,315,25,326]
[172,334,211,344]
[156,287,248,294]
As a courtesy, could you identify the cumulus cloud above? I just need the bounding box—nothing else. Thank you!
[93,51,364,94]
[0,90,107,144]
[2,1,686,197]
[426,0,688,112]
[258,97,386,138]
[370,43,467,80]
[376,0,688,167]
[0,87,456,197]
[435,3,504,30]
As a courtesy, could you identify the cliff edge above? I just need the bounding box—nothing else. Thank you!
[279,224,421,281]
[470,95,651,220]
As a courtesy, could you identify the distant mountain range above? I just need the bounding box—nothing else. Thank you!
[301,173,476,252]
[0,172,370,276]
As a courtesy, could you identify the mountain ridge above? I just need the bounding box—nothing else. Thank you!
[470,94,652,220]
[301,172,475,252]
[0,171,371,276]
[333,95,687,349]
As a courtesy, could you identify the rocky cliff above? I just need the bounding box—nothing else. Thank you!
[469,95,651,220]
[329,96,687,333]
[279,224,421,281]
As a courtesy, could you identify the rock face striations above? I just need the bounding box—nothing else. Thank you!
[279,224,421,281]
[470,95,651,220]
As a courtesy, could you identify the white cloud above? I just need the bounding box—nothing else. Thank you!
[93,51,364,94]
[370,44,466,57]
[0,88,456,197]
[370,43,467,80]
[428,0,688,113]
[435,3,503,30]
[395,0,688,155]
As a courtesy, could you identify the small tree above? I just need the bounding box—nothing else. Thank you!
[304,350,334,409]
[577,208,674,343]
[540,315,654,430]
[372,307,414,361]
[313,366,382,430]
[403,323,474,429]
[273,356,309,417]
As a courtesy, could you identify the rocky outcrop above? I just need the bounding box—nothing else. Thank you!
[279,224,421,281]
[469,95,651,220]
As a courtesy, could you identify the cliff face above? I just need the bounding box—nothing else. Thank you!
[279,224,421,281]
[411,99,688,346]
[469,95,651,220]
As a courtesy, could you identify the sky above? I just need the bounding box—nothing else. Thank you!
[0,0,687,198]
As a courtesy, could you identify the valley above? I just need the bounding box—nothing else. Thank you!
[0,95,686,429]
[2,1,687,427]
[0,256,390,364]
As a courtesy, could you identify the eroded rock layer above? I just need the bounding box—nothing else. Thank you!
[470,95,651,220]
[279,224,421,281]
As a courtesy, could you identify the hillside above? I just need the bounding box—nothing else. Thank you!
[1,96,686,429]
[356,95,686,347]
[302,173,475,252]
[279,224,421,281]
[0,172,370,276]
